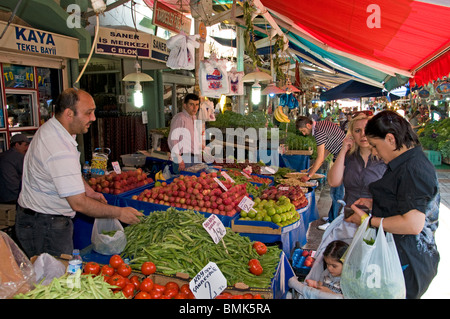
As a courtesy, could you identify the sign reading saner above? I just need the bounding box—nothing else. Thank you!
[95,26,152,58]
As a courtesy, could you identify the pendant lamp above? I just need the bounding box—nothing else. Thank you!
[122,61,153,108]
[261,82,285,97]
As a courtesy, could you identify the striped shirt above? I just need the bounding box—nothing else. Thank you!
[313,120,345,160]
[18,117,85,217]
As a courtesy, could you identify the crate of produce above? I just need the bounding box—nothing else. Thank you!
[424,150,442,166]
[291,248,315,278]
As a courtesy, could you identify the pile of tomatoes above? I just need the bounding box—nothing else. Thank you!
[82,255,195,299]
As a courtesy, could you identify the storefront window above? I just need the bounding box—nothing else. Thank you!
[37,67,61,123]
[2,64,35,89]
[6,92,37,128]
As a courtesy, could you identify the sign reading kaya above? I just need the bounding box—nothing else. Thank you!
[0,21,79,59]
[95,26,169,63]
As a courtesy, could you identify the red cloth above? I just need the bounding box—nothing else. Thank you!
[410,51,450,87]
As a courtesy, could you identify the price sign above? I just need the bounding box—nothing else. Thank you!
[279,186,289,191]
[221,171,235,183]
[111,161,122,174]
[238,196,255,213]
[213,177,228,192]
[202,214,226,244]
[241,171,251,179]
[189,262,227,299]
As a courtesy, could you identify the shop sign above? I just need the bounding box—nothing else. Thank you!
[0,21,79,59]
[150,36,170,63]
[95,26,151,59]
[151,0,191,34]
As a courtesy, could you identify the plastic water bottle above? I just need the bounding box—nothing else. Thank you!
[82,161,91,179]
[67,249,83,274]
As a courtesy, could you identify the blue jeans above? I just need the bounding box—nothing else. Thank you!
[15,205,73,258]
[328,184,345,222]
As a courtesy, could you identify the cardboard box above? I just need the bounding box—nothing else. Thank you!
[0,204,16,227]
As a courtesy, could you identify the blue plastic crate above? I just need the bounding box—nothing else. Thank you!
[424,150,442,166]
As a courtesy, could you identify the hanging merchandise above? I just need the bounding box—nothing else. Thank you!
[198,99,216,122]
[199,57,229,98]
[166,31,200,70]
[227,67,244,96]
[280,93,299,109]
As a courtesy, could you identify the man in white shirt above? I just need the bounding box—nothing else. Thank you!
[168,93,203,172]
[16,88,142,257]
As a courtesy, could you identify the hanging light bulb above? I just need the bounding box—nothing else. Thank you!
[219,94,227,113]
[133,82,143,108]
[252,80,261,105]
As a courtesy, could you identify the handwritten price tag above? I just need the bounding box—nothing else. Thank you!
[189,262,227,299]
[221,171,235,183]
[238,196,255,213]
[202,214,226,244]
[111,161,122,174]
[213,177,228,192]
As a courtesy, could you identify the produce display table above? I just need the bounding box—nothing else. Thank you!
[80,246,296,299]
[279,154,311,171]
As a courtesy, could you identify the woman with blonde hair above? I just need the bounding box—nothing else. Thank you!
[304,112,387,283]
[327,112,386,205]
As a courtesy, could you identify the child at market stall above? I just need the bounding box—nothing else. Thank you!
[304,240,348,295]
[288,240,348,299]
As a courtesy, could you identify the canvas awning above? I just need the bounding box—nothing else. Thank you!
[319,80,401,101]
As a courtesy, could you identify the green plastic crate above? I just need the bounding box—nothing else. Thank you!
[424,150,442,166]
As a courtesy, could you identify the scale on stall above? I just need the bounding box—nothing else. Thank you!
[147,129,170,160]
[120,153,147,171]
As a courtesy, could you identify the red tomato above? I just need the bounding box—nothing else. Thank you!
[141,261,156,275]
[122,283,135,298]
[109,255,124,269]
[100,264,115,277]
[116,263,132,277]
[165,281,179,293]
[130,275,141,290]
[252,241,267,256]
[253,294,264,299]
[164,288,178,299]
[231,294,244,299]
[248,259,263,276]
[139,278,154,293]
[180,283,191,295]
[108,274,127,290]
[216,292,232,299]
[134,291,151,299]
[153,283,166,293]
[150,290,162,299]
[243,293,253,299]
[174,293,186,299]
[84,262,100,275]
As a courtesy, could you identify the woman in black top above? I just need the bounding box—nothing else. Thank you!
[346,110,440,299]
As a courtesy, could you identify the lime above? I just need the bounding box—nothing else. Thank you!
[248,210,257,219]
[271,214,281,224]
[255,213,263,221]
[266,207,276,216]
[263,215,272,222]
[240,211,248,218]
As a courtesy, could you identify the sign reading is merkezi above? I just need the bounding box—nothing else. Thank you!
[95,26,152,59]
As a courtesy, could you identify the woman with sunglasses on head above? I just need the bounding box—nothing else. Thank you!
[346,110,440,299]
[305,113,386,283]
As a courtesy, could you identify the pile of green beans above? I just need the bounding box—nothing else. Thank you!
[122,208,281,288]
[14,271,126,299]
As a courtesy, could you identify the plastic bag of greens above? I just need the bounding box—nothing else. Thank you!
[340,217,406,299]
[91,218,127,255]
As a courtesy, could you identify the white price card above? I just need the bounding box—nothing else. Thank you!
[202,214,226,244]
[241,171,251,179]
[238,196,255,213]
[190,262,227,299]
[111,161,122,174]
[221,171,235,183]
[213,177,228,192]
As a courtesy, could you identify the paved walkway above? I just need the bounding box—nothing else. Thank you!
[303,166,450,299]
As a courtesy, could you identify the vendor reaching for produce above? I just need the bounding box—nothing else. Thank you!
[16,88,143,258]
[295,116,345,229]
[168,93,205,172]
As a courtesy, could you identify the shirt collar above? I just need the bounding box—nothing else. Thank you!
[182,109,196,120]
[50,117,78,147]
[387,146,420,171]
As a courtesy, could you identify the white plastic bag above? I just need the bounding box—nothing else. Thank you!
[91,218,127,255]
[33,253,66,286]
[340,217,406,299]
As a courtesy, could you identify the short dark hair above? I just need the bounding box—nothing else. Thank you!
[365,110,420,150]
[54,88,82,116]
[323,240,348,266]
[184,93,199,104]
[295,116,312,130]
